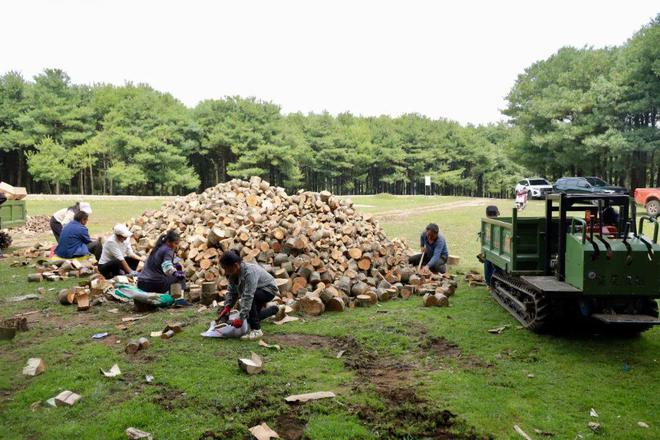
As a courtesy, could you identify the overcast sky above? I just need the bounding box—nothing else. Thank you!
[1,1,657,125]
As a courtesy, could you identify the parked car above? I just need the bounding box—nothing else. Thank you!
[515,178,553,199]
[634,188,660,217]
[552,177,629,195]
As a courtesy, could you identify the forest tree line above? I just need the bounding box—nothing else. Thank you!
[0,73,523,197]
[0,15,657,196]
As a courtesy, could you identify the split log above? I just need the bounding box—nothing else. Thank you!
[447,255,460,266]
[275,278,291,295]
[238,352,263,375]
[76,291,90,311]
[23,358,46,376]
[207,227,226,247]
[58,288,75,305]
[325,296,345,312]
[298,294,325,316]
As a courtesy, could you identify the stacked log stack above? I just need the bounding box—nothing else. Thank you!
[114,177,458,313]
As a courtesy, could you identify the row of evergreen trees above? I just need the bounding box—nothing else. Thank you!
[0,72,522,196]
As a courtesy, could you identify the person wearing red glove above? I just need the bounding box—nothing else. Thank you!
[219,250,279,340]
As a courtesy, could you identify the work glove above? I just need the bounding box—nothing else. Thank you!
[174,263,183,271]
[217,306,231,323]
[230,318,243,328]
[174,270,185,280]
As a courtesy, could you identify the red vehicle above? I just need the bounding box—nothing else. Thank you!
[634,188,660,217]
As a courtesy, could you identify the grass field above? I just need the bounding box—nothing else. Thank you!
[1,196,658,439]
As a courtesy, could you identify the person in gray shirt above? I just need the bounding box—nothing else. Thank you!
[217,250,280,340]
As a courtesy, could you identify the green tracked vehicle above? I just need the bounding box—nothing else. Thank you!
[481,193,660,334]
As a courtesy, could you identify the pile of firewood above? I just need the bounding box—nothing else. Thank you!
[14,241,54,259]
[464,272,486,287]
[13,215,51,236]
[125,177,452,314]
[25,256,96,283]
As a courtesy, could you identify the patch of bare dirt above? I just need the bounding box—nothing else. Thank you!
[153,387,188,410]
[341,336,489,439]
[96,334,119,346]
[275,411,306,440]
[267,333,336,350]
[262,333,489,438]
[418,335,493,370]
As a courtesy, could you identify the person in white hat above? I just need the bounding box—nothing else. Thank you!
[97,223,142,279]
[50,202,92,242]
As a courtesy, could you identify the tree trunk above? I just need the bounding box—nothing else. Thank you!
[89,160,94,194]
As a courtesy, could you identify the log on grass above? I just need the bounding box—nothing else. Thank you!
[355,294,372,307]
[298,294,325,316]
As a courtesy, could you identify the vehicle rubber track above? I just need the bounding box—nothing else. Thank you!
[491,272,552,332]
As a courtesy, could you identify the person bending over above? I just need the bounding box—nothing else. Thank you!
[54,210,102,260]
[408,223,448,275]
[137,230,184,294]
[50,202,92,242]
[217,250,280,340]
[98,223,142,279]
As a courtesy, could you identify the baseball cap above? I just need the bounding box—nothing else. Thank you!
[113,223,132,238]
[79,202,92,214]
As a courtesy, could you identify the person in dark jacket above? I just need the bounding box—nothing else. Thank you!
[408,223,449,274]
[137,230,184,294]
[54,211,102,260]
[217,250,280,340]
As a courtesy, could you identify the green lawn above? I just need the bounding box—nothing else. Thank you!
[1,196,658,439]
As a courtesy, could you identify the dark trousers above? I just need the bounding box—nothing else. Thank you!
[408,253,447,273]
[99,257,140,279]
[248,288,278,330]
[87,240,103,262]
[137,276,182,294]
[484,261,494,286]
[50,216,63,242]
